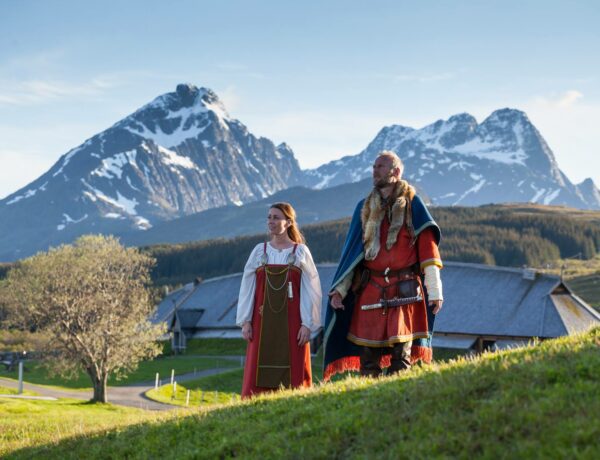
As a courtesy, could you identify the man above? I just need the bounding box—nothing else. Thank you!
[323,151,443,380]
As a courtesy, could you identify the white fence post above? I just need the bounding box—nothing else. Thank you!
[17,361,24,395]
[155,373,159,390]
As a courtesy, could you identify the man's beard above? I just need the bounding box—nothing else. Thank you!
[374,172,395,189]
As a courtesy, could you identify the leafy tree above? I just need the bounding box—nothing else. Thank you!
[0,235,165,403]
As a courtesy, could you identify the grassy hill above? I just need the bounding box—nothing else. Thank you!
[4,327,599,459]
[567,273,600,309]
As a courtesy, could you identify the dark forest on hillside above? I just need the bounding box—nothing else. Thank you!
[146,205,600,287]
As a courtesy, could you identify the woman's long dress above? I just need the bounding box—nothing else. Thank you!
[237,243,322,398]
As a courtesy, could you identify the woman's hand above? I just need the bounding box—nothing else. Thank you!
[242,322,253,342]
[297,325,310,346]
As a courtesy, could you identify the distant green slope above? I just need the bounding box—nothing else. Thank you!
[146,203,600,287]
[9,327,599,459]
[566,273,600,310]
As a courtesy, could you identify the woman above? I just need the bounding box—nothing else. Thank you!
[236,202,322,399]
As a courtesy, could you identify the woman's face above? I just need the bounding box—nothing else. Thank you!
[267,207,290,237]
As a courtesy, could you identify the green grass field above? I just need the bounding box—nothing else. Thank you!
[0,385,38,396]
[0,397,175,457]
[0,355,238,390]
[3,328,596,459]
[146,369,243,406]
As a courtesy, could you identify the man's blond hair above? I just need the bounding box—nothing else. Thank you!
[377,151,404,178]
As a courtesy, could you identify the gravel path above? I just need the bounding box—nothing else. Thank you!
[0,366,238,411]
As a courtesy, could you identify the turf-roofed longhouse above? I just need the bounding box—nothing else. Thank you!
[154,262,600,353]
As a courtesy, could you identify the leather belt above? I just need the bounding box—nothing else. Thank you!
[369,264,419,284]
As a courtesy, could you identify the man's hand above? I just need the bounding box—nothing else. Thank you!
[429,300,443,315]
[329,291,344,310]
[242,322,253,341]
[297,325,311,346]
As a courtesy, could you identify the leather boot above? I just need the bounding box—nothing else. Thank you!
[389,340,412,374]
[359,346,382,377]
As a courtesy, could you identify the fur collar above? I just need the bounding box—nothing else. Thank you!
[361,180,415,260]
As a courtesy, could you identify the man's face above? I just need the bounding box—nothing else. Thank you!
[372,156,398,188]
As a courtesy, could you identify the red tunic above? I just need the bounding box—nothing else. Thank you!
[348,220,440,347]
[241,263,312,399]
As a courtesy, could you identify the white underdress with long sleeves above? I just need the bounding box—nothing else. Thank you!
[236,242,322,332]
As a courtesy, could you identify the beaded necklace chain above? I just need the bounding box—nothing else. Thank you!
[265,266,289,291]
[262,242,297,314]
[265,285,288,314]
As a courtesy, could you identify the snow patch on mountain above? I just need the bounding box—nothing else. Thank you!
[7,188,37,205]
[135,216,151,229]
[99,191,138,215]
[91,150,137,180]
[52,140,91,178]
[450,137,527,165]
[156,145,199,171]
[126,176,141,192]
[125,119,211,149]
[57,213,88,231]
[543,189,561,205]
[454,179,486,205]
[6,181,49,205]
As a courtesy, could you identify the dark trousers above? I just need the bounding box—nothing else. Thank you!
[359,341,412,377]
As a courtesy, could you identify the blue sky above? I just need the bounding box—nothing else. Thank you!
[1,0,599,199]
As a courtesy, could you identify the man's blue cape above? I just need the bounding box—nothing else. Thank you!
[323,194,441,379]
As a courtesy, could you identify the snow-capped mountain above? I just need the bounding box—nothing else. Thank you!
[2,92,598,263]
[576,178,600,209]
[0,84,301,261]
[302,109,600,209]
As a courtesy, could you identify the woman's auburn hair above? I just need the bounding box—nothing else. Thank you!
[270,202,305,244]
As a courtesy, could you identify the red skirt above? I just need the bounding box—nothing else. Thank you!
[241,264,312,398]
[348,275,429,347]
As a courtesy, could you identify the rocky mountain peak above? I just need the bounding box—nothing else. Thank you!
[302,108,598,210]
[482,108,530,129]
[175,83,200,106]
[447,113,477,125]
[579,177,596,188]
[576,178,600,209]
[439,113,478,148]
[0,84,302,261]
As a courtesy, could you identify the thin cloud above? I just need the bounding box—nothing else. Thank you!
[0,48,67,74]
[533,89,584,109]
[0,77,123,106]
[557,90,583,108]
[217,85,241,112]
